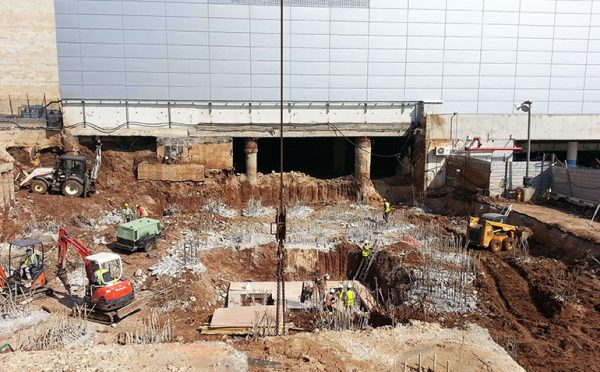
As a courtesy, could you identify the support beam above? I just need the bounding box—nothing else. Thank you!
[567,141,578,168]
[244,138,258,185]
[354,137,371,184]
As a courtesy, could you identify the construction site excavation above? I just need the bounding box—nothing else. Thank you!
[0,135,597,372]
[2,1,600,371]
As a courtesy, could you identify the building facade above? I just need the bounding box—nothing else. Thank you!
[54,0,600,114]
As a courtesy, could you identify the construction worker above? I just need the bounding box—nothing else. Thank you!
[322,273,330,300]
[383,199,391,224]
[323,288,336,313]
[302,281,313,303]
[344,284,355,310]
[137,204,148,218]
[93,268,108,286]
[361,240,372,258]
[20,248,40,280]
[336,285,344,301]
[93,267,116,286]
[122,203,133,223]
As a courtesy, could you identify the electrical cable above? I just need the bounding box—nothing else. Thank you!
[0,120,46,130]
[326,122,414,159]
[60,119,415,161]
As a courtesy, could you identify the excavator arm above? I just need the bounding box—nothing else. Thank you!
[0,266,9,289]
[56,227,94,294]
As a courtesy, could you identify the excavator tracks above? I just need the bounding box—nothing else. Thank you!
[71,300,143,325]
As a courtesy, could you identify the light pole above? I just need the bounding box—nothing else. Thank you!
[517,101,532,186]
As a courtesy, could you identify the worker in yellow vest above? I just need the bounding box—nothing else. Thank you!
[20,248,40,280]
[93,268,109,286]
[344,284,355,310]
[383,199,391,223]
[361,240,372,258]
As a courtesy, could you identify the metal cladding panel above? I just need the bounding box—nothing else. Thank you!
[55,0,600,113]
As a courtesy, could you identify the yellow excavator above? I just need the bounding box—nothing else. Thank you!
[467,205,531,253]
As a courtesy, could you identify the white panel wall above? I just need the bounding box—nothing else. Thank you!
[55,0,600,114]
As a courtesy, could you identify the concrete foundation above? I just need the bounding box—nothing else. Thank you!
[138,163,205,182]
[244,139,258,185]
[354,137,371,184]
[156,137,232,170]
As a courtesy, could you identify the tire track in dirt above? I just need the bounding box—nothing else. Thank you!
[478,255,544,343]
[475,254,556,371]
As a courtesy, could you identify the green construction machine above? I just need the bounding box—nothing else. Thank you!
[115,218,161,254]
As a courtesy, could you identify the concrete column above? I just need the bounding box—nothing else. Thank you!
[354,137,371,184]
[244,138,258,185]
[567,141,578,168]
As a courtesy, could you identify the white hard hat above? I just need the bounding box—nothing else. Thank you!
[364,239,369,244]
[346,284,352,289]
[330,288,335,294]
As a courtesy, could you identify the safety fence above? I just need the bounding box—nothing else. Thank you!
[550,166,600,206]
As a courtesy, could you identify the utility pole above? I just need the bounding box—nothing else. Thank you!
[518,101,532,186]
[274,0,287,336]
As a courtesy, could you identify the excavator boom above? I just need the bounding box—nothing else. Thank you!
[56,227,94,294]
[54,227,140,324]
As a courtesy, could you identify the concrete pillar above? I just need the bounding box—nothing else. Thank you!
[244,138,258,185]
[354,137,371,184]
[567,141,578,168]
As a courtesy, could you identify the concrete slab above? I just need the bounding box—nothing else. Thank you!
[210,305,276,329]
[137,163,205,182]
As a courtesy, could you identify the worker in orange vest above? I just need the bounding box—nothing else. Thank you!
[136,204,148,218]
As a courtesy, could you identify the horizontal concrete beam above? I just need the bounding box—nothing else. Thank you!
[62,100,418,137]
[68,123,412,138]
[137,163,205,182]
[429,113,600,142]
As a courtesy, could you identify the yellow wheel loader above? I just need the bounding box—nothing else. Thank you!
[467,205,531,253]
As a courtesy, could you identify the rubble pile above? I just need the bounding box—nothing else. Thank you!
[202,200,238,218]
[241,198,275,217]
[150,239,207,277]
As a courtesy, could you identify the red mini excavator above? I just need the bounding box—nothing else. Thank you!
[56,228,141,324]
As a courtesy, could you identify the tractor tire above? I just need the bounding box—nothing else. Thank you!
[489,238,502,253]
[62,180,83,197]
[31,180,48,195]
[502,237,515,251]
